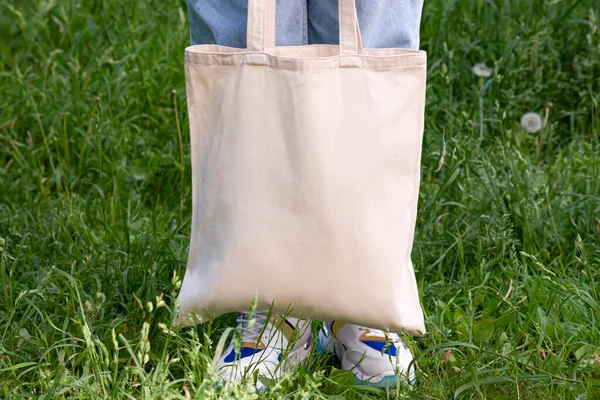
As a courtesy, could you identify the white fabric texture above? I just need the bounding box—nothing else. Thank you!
[176,0,427,334]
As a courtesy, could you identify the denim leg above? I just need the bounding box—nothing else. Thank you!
[307,0,424,49]
[187,0,307,47]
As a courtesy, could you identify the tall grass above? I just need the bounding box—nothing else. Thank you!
[1,0,599,398]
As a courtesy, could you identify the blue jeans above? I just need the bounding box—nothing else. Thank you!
[187,0,424,50]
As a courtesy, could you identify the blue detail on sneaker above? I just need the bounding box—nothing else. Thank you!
[223,346,264,363]
[361,340,397,357]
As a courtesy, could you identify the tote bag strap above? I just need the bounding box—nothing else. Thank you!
[338,0,363,55]
[246,0,277,52]
[246,0,363,55]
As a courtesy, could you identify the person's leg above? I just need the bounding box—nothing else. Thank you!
[187,0,308,47]
[309,0,425,388]
[186,0,424,389]
[307,0,424,49]
[186,1,313,389]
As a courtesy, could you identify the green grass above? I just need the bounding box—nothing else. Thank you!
[1,0,599,398]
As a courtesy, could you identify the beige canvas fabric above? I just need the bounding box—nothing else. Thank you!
[176,0,427,334]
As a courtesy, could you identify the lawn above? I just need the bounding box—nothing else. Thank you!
[1,0,599,398]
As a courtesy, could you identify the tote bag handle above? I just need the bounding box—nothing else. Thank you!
[246,0,363,55]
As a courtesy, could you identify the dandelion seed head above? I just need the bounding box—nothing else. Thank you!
[472,63,492,77]
[520,112,543,133]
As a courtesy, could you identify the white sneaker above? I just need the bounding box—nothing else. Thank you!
[318,321,416,387]
[217,312,312,389]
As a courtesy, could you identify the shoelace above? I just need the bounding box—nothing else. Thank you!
[236,311,270,342]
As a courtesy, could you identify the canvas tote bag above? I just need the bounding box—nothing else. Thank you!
[176,0,427,334]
